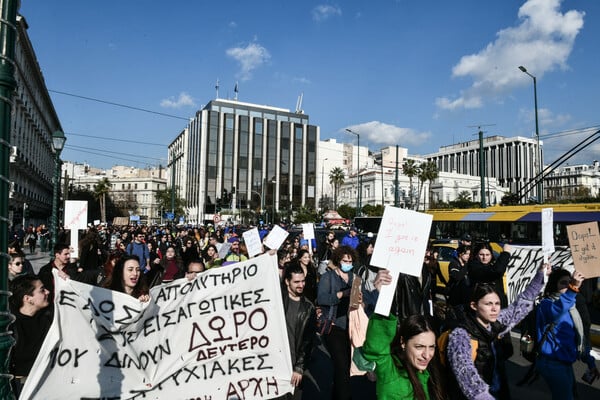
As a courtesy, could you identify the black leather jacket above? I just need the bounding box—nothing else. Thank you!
[281,293,316,374]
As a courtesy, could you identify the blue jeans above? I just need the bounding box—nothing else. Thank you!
[536,356,576,400]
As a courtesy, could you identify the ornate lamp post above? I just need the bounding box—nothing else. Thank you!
[50,130,66,249]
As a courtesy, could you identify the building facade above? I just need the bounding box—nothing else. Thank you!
[9,15,62,228]
[544,160,600,201]
[169,99,319,225]
[63,162,167,225]
[426,135,542,201]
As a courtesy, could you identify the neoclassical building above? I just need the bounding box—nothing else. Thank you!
[169,99,319,224]
[9,15,62,227]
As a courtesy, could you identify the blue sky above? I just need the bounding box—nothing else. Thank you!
[19,0,600,170]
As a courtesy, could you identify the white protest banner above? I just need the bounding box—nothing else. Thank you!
[263,225,289,250]
[370,206,432,315]
[506,245,573,303]
[302,223,315,253]
[242,227,264,257]
[64,200,88,258]
[566,222,600,278]
[22,254,293,400]
[541,208,555,260]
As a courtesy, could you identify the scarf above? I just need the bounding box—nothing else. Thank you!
[549,292,585,355]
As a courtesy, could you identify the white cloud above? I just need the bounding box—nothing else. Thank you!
[344,121,431,147]
[292,76,311,84]
[312,4,342,22]
[519,107,571,128]
[228,21,237,29]
[226,42,271,81]
[437,0,584,110]
[160,92,196,109]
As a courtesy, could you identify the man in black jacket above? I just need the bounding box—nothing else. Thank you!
[280,264,316,400]
[38,243,83,300]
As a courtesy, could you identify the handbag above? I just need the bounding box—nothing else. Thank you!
[316,272,337,335]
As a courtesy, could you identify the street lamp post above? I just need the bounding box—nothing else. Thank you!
[51,131,66,249]
[345,129,361,217]
[519,66,543,203]
[321,158,328,214]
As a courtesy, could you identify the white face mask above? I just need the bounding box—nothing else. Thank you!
[340,263,353,272]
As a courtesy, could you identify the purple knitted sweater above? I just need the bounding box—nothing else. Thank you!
[447,269,545,400]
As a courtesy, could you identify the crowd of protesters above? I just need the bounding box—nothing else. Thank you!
[5,221,600,399]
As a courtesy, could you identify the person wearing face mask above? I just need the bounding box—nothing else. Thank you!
[316,245,363,400]
[362,269,446,400]
[536,269,599,399]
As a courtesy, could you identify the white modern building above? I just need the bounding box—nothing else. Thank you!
[169,99,319,225]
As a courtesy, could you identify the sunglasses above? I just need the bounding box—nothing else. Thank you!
[13,262,23,266]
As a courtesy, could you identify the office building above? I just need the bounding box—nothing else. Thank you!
[169,99,319,224]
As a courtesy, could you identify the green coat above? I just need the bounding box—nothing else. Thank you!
[362,314,430,399]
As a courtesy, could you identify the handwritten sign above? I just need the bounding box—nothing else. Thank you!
[263,225,289,250]
[541,208,555,260]
[242,227,264,257]
[506,245,574,303]
[371,206,432,315]
[64,200,88,258]
[567,222,600,278]
[22,254,293,400]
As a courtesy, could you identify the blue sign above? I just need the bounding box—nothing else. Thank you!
[164,212,174,220]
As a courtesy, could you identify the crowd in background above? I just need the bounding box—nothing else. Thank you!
[5,221,600,399]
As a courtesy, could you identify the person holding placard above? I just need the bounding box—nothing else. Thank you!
[361,268,446,400]
[445,262,550,400]
[536,269,599,399]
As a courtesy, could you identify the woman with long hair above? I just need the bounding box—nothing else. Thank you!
[536,268,599,399]
[291,249,318,303]
[363,280,446,400]
[468,242,512,307]
[104,255,149,301]
[446,263,550,400]
[202,244,222,269]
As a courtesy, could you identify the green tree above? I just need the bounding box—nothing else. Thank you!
[362,204,384,216]
[418,161,438,211]
[450,190,478,209]
[93,177,111,223]
[337,204,356,220]
[402,159,418,209]
[329,167,345,209]
[155,187,186,219]
[501,193,520,206]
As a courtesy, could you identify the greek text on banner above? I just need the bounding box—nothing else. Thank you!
[21,253,293,400]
